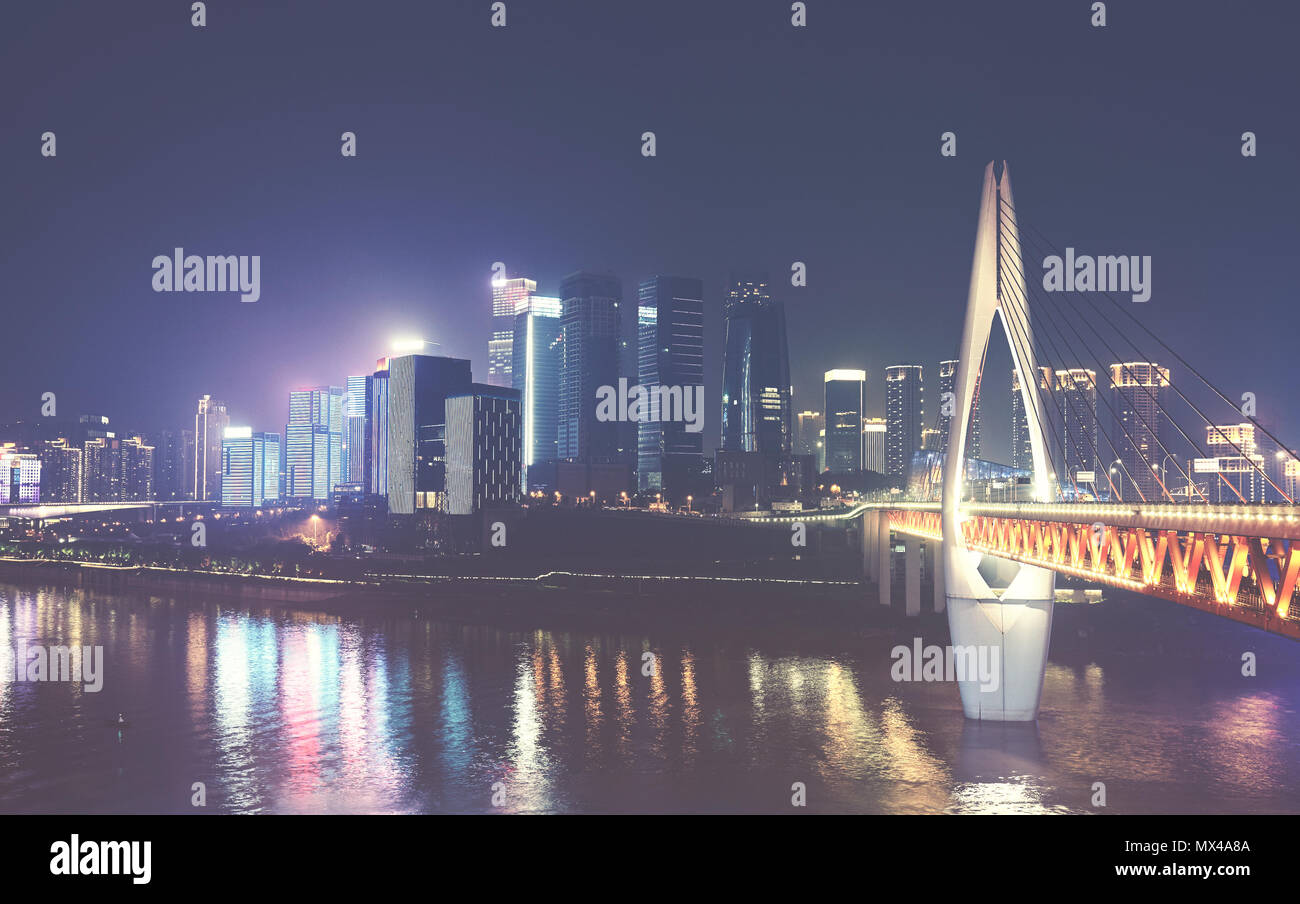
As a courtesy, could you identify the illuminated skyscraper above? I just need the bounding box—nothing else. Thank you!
[558,271,622,463]
[446,384,522,515]
[1010,367,1051,472]
[1053,368,1098,488]
[285,386,344,501]
[79,415,119,502]
[221,427,281,507]
[512,294,563,491]
[938,359,981,458]
[720,274,792,456]
[386,354,472,514]
[193,396,228,501]
[1110,362,1170,502]
[119,434,154,501]
[885,365,924,479]
[861,417,887,474]
[824,370,865,472]
[345,374,370,484]
[370,359,389,496]
[490,277,536,388]
[0,445,40,504]
[637,276,705,493]
[40,438,81,503]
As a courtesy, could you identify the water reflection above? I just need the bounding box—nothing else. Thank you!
[0,582,1297,814]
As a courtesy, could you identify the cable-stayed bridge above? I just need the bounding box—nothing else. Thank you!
[758,160,1300,721]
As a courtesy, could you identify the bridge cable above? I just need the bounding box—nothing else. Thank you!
[996,234,1155,503]
[999,226,1216,504]
[1003,198,1295,504]
[1005,215,1265,504]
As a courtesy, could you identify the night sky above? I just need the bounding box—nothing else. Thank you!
[3,1,1297,463]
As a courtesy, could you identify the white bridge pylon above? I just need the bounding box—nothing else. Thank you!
[941,161,1057,722]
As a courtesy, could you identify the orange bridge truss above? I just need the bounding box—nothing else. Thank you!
[887,508,1300,640]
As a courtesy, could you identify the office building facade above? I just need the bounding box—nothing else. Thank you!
[636,276,705,493]
[824,369,865,472]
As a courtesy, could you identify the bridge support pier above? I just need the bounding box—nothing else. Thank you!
[904,536,921,616]
[862,511,876,581]
[946,573,1055,721]
[929,537,945,614]
[878,519,891,608]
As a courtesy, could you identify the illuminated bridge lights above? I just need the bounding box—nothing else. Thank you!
[885,507,1300,640]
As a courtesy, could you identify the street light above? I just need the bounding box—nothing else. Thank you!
[1109,459,1124,502]
[310,514,320,546]
[686,495,693,512]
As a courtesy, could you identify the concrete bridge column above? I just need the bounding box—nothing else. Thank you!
[904,535,921,616]
[878,516,891,607]
[929,537,945,613]
[862,511,876,581]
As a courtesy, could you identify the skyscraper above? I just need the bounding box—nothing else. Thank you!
[1053,368,1098,487]
[149,429,191,501]
[285,386,344,501]
[345,374,370,484]
[193,396,228,501]
[446,384,522,515]
[1110,362,1170,502]
[221,428,281,507]
[1010,366,1051,472]
[720,275,792,456]
[79,415,119,502]
[385,354,473,514]
[824,370,865,472]
[862,417,887,474]
[119,434,154,501]
[636,276,705,493]
[796,410,824,472]
[558,271,622,463]
[885,365,924,479]
[513,294,563,491]
[40,438,81,503]
[938,359,981,458]
[0,445,40,504]
[490,277,536,388]
[370,359,390,497]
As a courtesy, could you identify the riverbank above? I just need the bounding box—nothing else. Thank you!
[0,556,922,648]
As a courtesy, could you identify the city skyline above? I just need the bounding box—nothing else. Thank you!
[3,2,1297,467]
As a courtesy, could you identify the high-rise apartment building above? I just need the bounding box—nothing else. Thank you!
[885,365,924,479]
[1053,368,1098,487]
[937,359,981,458]
[1110,362,1170,502]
